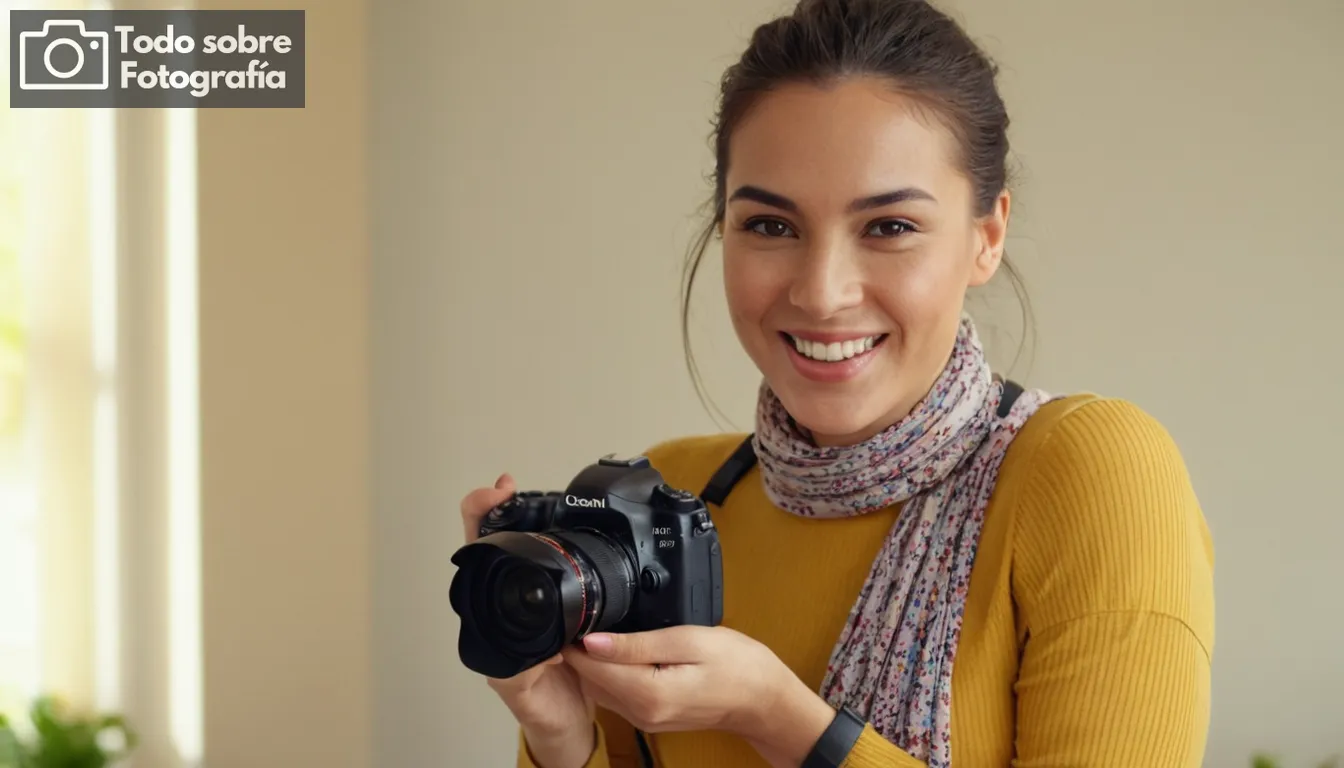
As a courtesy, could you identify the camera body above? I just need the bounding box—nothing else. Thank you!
[478,456,724,633]
[449,454,724,679]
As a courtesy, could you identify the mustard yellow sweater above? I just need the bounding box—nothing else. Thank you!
[516,394,1216,767]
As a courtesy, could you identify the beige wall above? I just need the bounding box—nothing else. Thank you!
[369,1,785,763]
[369,1,1343,767]
[196,1,370,766]
[946,0,1344,761]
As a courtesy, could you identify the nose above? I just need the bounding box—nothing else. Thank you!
[787,238,864,320]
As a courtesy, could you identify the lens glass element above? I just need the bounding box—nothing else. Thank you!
[492,562,557,640]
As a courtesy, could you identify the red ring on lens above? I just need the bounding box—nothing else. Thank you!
[523,533,589,634]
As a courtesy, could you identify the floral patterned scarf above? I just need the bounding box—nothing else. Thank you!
[751,314,1055,767]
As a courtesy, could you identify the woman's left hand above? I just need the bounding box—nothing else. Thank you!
[561,625,837,764]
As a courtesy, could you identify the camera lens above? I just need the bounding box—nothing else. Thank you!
[449,530,637,679]
[554,530,635,637]
[492,562,557,640]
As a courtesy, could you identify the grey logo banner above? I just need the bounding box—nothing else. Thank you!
[9,9,305,108]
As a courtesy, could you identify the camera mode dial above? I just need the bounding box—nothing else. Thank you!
[478,491,551,538]
[651,483,699,513]
[479,500,514,537]
[485,500,515,523]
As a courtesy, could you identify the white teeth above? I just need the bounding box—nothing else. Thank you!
[788,334,883,362]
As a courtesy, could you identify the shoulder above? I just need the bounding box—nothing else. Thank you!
[1003,394,1215,648]
[1004,393,1192,482]
[640,432,752,496]
[1007,393,1200,513]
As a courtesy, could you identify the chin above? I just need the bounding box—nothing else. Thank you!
[771,384,894,446]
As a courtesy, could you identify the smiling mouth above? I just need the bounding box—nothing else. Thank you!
[780,332,889,362]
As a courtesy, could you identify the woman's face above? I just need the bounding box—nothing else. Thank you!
[721,77,1009,446]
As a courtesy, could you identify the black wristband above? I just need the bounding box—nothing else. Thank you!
[801,705,866,768]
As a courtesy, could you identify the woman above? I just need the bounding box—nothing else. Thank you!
[459,0,1215,766]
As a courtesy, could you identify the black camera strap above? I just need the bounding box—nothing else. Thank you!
[635,729,656,767]
[629,379,1024,767]
[699,434,760,507]
[997,377,1024,418]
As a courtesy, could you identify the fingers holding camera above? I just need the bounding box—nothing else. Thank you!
[459,472,516,543]
[561,626,793,738]
[487,654,597,768]
[483,652,563,694]
[575,626,710,666]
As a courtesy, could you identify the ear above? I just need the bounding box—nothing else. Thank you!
[967,191,1010,288]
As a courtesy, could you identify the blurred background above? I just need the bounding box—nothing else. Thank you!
[1,0,1341,766]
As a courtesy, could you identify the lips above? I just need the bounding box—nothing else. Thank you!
[778,332,888,384]
[781,332,890,363]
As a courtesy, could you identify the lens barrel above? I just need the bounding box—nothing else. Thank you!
[449,529,636,679]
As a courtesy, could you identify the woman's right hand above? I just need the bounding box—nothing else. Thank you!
[461,474,597,768]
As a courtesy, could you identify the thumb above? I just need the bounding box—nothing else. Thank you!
[494,472,515,492]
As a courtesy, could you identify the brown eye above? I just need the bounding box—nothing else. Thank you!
[866,219,914,238]
[747,219,796,238]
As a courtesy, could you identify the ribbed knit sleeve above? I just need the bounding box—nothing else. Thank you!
[841,725,928,767]
[515,724,611,768]
[515,709,643,768]
[1009,398,1215,767]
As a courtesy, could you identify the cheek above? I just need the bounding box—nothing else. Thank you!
[872,245,973,339]
[722,252,779,329]
[884,268,949,317]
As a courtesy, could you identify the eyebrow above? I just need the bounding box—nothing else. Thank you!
[727,184,937,213]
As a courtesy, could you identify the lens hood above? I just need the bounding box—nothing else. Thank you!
[449,531,586,678]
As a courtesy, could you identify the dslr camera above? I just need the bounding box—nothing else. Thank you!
[449,454,725,679]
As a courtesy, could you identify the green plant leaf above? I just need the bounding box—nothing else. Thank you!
[0,711,29,768]
[8,696,140,768]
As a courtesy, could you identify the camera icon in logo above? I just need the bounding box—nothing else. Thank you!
[18,19,110,91]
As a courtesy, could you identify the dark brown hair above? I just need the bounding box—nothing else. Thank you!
[680,0,1032,420]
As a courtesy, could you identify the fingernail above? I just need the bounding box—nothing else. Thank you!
[583,634,614,655]
[494,473,510,489]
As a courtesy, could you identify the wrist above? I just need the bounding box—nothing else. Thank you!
[521,722,596,768]
[741,674,838,766]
